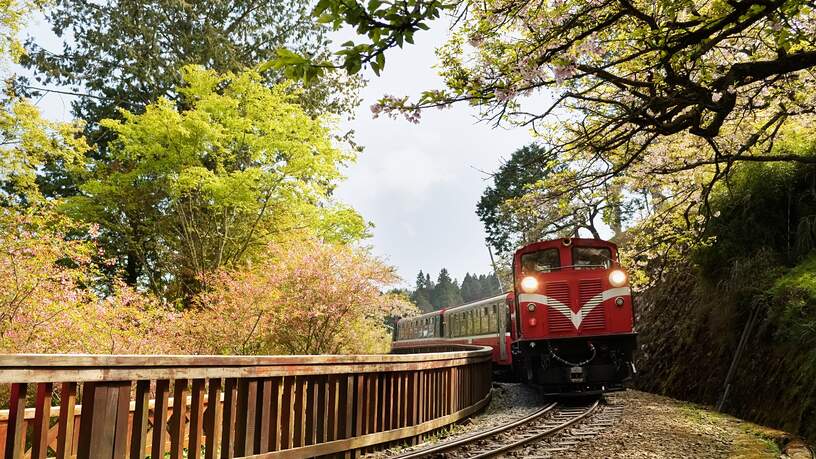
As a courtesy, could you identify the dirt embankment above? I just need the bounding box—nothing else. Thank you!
[634,269,816,446]
[573,390,790,458]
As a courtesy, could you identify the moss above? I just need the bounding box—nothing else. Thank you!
[679,401,783,457]
[772,254,816,298]
[769,254,816,344]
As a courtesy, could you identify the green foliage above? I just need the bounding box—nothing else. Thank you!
[20,0,363,197]
[23,0,361,123]
[695,127,816,278]
[477,144,561,253]
[408,268,500,311]
[410,270,434,312]
[770,255,816,344]
[271,0,450,79]
[0,0,47,62]
[62,66,368,302]
[431,268,462,309]
[302,0,816,245]
[0,98,88,206]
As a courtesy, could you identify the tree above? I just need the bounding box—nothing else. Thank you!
[288,0,816,228]
[477,273,502,298]
[0,208,175,354]
[0,98,89,207]
[20,0,363,197]
[431,268,462,309]
[180,238,417,355]
[61,66,368,302]
[460,273,480,302]
[0,0,46,62]
[410,270,434,312]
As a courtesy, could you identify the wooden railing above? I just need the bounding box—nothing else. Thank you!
[0,345,492,458]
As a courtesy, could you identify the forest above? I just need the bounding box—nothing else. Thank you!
[2,0,816,441]
[0,0,416,356]
[406,270,501,312]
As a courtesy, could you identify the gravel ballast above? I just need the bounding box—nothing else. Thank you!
[374,387,807,458]
[552,390,787,458]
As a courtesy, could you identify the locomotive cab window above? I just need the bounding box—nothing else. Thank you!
[572,247,612,270]
[520,248,560,274]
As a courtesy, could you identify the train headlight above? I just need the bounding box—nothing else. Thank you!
[520,276,538,292]
[527,303,536,312]
[609,269,627,287]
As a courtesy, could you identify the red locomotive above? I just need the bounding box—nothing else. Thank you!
[393,237,636,394]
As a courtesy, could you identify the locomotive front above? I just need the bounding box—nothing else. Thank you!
[511,238,637,394]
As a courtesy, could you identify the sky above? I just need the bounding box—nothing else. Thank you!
[21,16,535,287]
[333,25,533,286]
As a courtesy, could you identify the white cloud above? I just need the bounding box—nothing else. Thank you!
[334,36,534,284]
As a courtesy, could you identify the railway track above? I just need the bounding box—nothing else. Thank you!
[394,397,622,458]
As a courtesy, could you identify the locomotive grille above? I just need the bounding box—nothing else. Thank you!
[579,279,605,331]
[546,281,573,333]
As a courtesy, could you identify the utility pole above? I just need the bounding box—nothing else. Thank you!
[487,244,505,293]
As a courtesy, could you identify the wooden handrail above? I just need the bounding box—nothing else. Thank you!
[0,345,493,459]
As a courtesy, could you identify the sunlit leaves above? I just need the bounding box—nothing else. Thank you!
[63,66,368,301]
[273,0,450,77]
[0,99,89,206]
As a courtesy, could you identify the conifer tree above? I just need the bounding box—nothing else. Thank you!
[410,270,434,312]
[431,269,462,310]
[460,273,481,303]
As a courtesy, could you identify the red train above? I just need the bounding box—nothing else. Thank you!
[393,237,637,394]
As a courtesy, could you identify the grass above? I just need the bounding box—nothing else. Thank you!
[679,401,783,457]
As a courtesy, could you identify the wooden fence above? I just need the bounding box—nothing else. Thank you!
[0,345,492,458]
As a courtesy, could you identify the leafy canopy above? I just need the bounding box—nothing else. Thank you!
[0,98,88,206]
[285,0,816,231]
[19,0,364,199]
[22,0,362,126]
[63,66,368,301]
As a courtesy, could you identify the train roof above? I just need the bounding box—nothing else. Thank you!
[513,237,618,256]
[397,293,508,323]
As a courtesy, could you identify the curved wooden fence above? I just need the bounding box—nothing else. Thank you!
[0,345,492,458]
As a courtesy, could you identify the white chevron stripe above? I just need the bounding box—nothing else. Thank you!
[518,287,630,329]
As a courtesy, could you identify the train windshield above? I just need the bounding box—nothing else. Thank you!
[572,246,612,270]
[520,248,560,274]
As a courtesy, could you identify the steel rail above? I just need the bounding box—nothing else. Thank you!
[469,399,600,458]
[394,402,558,459]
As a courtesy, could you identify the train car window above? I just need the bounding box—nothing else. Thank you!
[521,248,560,274]
[476,309,482,334]
[572,246,612,270]
[453,314,459,337]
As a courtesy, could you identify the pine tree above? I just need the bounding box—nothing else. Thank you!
[410,270,434,312]
[431,269,463,309]
[461,273,481,302]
